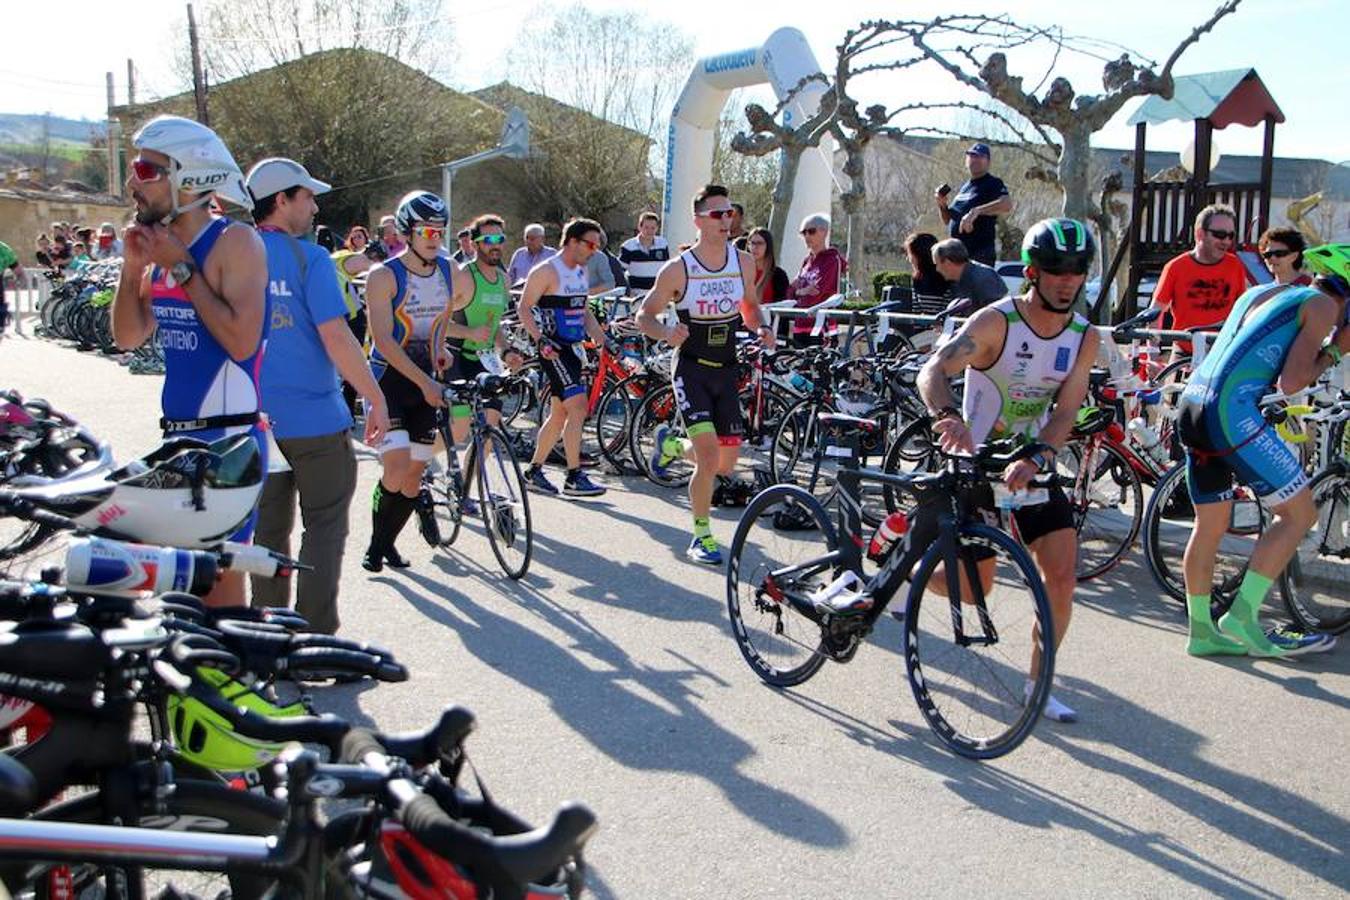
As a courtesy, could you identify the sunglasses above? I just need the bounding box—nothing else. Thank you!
[1261,248,1292,260]
[1038,259,1090,277]
[697,209,735,220]
[800,227,820,235]
[131,157,169,182]
[579,238,602,251]
[475,233,506,246]
[1205,228,1236,241]
[410,225,446,240]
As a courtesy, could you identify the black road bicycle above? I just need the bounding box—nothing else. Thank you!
[726,413,1056,759]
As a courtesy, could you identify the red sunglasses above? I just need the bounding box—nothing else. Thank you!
[698,209,735,220]
[131,157,169,182]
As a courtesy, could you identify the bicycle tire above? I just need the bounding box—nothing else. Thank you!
[725,484,833,687]
[428,446,465,550]
[469,425,533,579]
[769,397,839,508]
[1282,465,1350,635]
[903,521,1053,759]
[1065,439,1143,581]
[880,417,940,516]
[593,372,647,475]
[738,381,794,461]
[629,383,692,488]
[13,780,285,900]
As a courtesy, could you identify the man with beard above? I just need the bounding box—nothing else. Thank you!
[110,114,268,609]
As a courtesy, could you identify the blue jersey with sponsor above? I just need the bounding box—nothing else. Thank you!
[533,254,589,344]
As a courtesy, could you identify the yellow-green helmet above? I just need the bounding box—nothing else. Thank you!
[165,667,307,772]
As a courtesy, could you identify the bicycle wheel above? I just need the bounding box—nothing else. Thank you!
[903,522,1053,759]
[1283,466,1350,634]
[1062,439,1143,581]
[469,425,533,579]
[739,382,794,461]
[427,450,464,550]
[13,780,284,899]
[770,398,838,506]
[594,373,647,474]
[881,417,940,515]
[630,383,692,487]
[725,484,833,687]
[1141,463,1268,608]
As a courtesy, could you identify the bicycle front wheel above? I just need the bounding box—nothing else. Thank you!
[470,425,533,579]
[1283,466,1350,634]
[726,484,834,687]
[630,383,692,487]
[903,522,1053,759]
[427,449,464,549]
[1063,438,1143,581]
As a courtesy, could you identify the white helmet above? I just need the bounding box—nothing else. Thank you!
[132,115,252,219]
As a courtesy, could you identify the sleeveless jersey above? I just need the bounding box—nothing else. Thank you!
[151,217,269,430]
[674,246,744,366]
[963,297,1089,443]
[450,263,508,360]
[369,256,453,379]
[330,249,363,318]
[533,255,588,344]
[1180,283,1316,446]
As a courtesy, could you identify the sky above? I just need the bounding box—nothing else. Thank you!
[5,0,1348,165]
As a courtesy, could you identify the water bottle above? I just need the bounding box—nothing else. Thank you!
[788,372,815,393]
[867,511,910,563]
[1126,417,1170,468]
[64,537,217,597]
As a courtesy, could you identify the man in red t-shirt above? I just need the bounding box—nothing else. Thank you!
[1147,203,1250,358]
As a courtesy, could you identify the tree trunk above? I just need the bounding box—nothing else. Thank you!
[1055,122,1094,221]
[767,146,802,256]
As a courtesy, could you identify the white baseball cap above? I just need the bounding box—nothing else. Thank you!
[244,157,331,202]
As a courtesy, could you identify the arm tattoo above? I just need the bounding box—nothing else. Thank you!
[937,333,978,369]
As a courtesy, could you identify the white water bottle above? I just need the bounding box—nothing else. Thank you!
[65,537,217,597]
[1127,417,1170,468]
[867,511,910,562]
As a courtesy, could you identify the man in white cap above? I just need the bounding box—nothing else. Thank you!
[111,114,269,610]
[245,157,389,633]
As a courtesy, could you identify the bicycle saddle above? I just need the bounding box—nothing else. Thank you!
[816,411,881,433]
[1072,406,1115,438]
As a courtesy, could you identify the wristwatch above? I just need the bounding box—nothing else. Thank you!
[170,259,196,287]
[931,405,961,424]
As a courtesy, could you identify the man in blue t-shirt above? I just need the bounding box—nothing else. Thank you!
[245,158,389,634]
[936,142,1012,266]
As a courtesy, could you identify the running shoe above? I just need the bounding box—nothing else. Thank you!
[525,467,559,496]
[650,424,677,477]
[563,470,607,497]
[1266,625,1337,656]
[686,534,723,566]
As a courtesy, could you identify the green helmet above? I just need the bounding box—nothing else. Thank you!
[1021,218,1095,274]
[166,667,307,772]
[1304,244,1350,281]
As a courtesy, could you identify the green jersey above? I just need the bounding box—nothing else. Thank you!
[451,263,509,359]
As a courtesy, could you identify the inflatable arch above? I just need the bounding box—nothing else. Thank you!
[662,27,835,273]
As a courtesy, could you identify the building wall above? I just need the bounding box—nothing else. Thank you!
[0,193,128,265]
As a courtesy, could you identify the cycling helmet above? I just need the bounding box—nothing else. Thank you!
[132,115,252,219]
[1304,244,1350,300]
[1021,217,1095,273]
[394,190,449,235]
[166,666,306,772]
[63,434,264,547]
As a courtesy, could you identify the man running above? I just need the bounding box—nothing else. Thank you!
[915,218,1099,722]
[517,218,607,498]
[110,115,269,609]
[1177,245,1350,657]
[637,184,775,564]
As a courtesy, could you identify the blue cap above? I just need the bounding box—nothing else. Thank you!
[965,142,992,158]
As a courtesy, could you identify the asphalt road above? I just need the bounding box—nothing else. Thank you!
[3,328,1347,899]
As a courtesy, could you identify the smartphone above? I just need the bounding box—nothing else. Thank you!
[938,183,952,197]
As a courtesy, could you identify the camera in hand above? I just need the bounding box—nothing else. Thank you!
[938,183,952,198]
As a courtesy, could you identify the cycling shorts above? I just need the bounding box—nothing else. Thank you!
[375,368,437,460]
[540,343,587,402]
[1178,401,1308,505]
[968,480,1075,548]
[446,354,503,420]
[673,357,742,445]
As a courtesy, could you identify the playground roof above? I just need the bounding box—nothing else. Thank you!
[1126,68,1285,129]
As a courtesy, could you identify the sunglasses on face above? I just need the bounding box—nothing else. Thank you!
[1038,260,1090,277]
[1261,248,1292,260]
[475,233,506,246]
[579,238,601,251]
[697,209,735,220]
[1205,228,1236,241]
[410,225,446,241]
[131,157,169,182]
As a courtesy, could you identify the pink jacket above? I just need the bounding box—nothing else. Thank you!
[788,247,847,333]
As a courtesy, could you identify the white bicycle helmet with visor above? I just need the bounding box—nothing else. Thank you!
[132,115,252,222]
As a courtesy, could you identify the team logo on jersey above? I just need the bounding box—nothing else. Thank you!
[1054,346,1071,372]
[1015,341,1033,360]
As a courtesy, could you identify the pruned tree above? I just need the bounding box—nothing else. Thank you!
[733,1,1242,288]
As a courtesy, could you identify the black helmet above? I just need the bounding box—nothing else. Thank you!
[393,191,449,235]
[1021,218,1094,275]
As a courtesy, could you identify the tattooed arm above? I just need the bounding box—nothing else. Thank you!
[918,308,1004,454]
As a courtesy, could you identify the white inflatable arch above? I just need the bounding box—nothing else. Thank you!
[662,27,834,273]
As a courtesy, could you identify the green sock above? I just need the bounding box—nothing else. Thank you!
[1218,570,1284,657]
[693,516,712,540]
[1186,593,1245,656]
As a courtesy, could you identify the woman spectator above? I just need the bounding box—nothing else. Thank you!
[904,231,947,298]
[333,225,376,414]
[69,241,93,270]
[787,213,847,347]
[49,234,73,271]
[1257,227,1309,286]
[34,233,53,269]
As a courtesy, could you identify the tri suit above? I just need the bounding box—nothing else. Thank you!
[531,255,589,401]
[672,246,744,445]
[446,262,509,418]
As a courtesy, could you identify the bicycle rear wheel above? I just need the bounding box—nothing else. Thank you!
[427,449,464,549]
[470,425,533,579]
[770,398,838,507]
[903,522,1053,759]
[1063,439,1143,581]
[630,383,693,487]
[726,485,833,687]
[594,373,647,474]
[1283,466,1350,634]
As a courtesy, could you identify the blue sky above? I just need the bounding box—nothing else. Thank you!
[6,0,1346,163]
